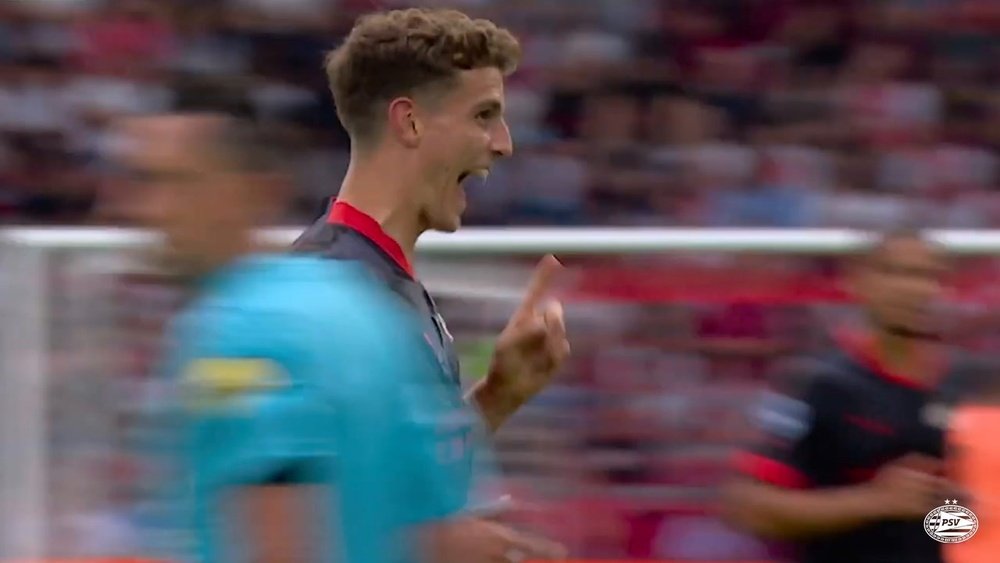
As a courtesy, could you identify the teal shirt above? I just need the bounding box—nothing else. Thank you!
[165,254,484,562]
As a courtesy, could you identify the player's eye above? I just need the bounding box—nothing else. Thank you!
[475,107,499,124]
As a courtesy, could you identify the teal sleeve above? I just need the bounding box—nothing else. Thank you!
[181,308,334,489]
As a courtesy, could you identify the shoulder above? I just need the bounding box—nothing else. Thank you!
[760,348,874,426]
[179,256,424,390]
[768,350,865,409]
[188,256,396,351]
[290,220,364,263]
[227,255,426,363]
[290,216,336,253]
[225,255,382,311]
[945,350,1000,396]
[747,352,860,440]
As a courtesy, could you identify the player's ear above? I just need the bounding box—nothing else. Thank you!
[387,97,421,148]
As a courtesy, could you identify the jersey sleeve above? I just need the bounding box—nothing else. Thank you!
[180,307,333,488]
[733,359,843,488]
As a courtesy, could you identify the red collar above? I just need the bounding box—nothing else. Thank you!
[327,200,415,278]
[836,330,948,390]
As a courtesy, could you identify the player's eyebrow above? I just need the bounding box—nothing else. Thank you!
[475,100,503,115]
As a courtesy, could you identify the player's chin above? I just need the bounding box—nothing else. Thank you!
[434,215,462,233]
[431,206,464,233]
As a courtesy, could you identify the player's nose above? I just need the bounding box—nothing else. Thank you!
[490,119,513,158]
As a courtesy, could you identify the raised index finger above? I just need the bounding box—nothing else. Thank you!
[513,254,563,321]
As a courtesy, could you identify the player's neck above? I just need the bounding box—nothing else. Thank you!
[872,329,934,382]
[337,154,425,265]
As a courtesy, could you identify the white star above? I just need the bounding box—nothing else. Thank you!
[944,499,953,505]
[952,499,960,505]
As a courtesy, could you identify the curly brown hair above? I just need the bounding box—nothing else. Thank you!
[325,8,521,146]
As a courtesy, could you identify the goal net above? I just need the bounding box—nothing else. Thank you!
[1,227,998,561]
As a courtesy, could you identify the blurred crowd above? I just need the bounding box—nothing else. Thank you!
[0,0,997,227]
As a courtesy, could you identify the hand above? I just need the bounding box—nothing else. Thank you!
[866,454,949,520]
[422,517,568,563]
[486,255,570,409]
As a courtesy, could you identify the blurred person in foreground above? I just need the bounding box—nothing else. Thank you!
[118,113,564,563]
[292,8,571,559]
[723,229,989,563]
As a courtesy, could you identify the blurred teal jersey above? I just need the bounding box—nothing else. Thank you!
[165,254,481,563]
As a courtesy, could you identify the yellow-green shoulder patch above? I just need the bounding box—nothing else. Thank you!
[183,358,287,408]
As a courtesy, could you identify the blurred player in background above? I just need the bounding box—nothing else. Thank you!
[293,8,571,561]
[119,113,564,563]
[723,229,988,563]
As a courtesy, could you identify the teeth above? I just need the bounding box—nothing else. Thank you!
[458,169,489,184]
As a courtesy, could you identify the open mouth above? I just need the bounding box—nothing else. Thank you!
[457,169,489,185]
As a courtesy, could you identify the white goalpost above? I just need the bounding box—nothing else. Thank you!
[1,226,998,560]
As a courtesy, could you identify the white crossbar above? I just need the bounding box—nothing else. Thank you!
[3,227,1000,254]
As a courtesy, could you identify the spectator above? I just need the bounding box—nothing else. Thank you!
[707,153,818,227]
[73,0,174,72]
[0,0,992,229]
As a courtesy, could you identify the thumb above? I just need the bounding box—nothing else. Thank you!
[896,453,943,475]
[468,494,516,520]
[507,529,568,561]
[949,487,976,509]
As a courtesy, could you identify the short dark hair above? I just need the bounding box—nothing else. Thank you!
[324,8,521,146]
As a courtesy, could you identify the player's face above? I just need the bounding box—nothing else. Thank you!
[415,67,513,232]
[119,117,256,273]
[856,237,948,339]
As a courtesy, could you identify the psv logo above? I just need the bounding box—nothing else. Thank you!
[925,500,979,544]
